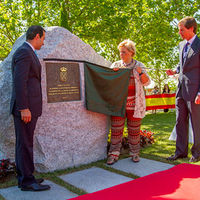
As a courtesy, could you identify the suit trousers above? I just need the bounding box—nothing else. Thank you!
[13,115,38,186]
[175,96,200,158]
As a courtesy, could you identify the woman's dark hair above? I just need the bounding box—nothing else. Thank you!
[163,84,170,93]
[26,25,45,40]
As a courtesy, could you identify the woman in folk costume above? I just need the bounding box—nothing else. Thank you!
[107,39,151,165]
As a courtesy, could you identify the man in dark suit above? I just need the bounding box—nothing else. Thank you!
[10,25,50,191]
[166,17,200,162]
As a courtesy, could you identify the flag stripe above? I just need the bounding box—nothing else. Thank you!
[145,93,176,110]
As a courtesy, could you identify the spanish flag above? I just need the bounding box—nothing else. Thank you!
[145,93,176,110]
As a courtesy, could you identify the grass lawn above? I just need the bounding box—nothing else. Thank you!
[140,110,200,165]
[118,110,196,165]
[1,110,199,198]
[141,110,182,163]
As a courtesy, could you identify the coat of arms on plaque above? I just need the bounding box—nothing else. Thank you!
[60,67,67,82]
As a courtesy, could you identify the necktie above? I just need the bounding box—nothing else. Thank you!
[34,50,38,57]
[183,42,189,62]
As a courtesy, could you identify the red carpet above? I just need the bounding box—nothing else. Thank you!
[70,163,200,200]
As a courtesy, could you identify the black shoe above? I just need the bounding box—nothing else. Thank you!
[36,178,44,184]
[18,178,44,188]
[21,183,50,191]
[189,156,200,163]
[167,154,187,161]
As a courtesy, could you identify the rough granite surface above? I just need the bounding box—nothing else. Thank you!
[0,26,111,172]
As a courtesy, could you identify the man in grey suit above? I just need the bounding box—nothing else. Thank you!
[10,26,50,191]
[166,17,200,162]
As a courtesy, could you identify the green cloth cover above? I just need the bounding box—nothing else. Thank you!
[84,63,131,117]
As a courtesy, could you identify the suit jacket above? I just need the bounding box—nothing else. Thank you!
[176,36,200,101]
[10,42,42,117]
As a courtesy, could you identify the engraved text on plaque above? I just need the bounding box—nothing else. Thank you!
[45,62,81,103]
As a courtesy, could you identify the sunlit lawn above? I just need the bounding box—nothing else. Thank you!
[140,110,197,165]
[1,110,199,196]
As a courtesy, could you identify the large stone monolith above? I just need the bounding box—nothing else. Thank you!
[0,26,111,172]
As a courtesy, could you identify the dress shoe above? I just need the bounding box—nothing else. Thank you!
[21,183,50,191]
[36,178,44,184]
[189,156,200,163]
[18,178,44,188]
[167,154,187,161]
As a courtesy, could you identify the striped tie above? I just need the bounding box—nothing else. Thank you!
[183,42,189,62]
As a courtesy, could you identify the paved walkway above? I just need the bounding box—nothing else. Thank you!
[0,158,174,200]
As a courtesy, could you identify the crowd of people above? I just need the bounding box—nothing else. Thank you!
[10,16,200,192]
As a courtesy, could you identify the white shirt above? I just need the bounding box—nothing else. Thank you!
[176,34,197,73]
[187,34,196,45]
[183,35,196,59]
[185,35,200,96]
[25,41,35,52]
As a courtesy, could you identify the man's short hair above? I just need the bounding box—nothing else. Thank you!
[178,17,197,34]
[26,25,45,40]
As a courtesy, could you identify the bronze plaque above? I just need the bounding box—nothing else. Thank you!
[45,62,81,103]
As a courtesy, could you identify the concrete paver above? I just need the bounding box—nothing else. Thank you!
[59,167,133,193]
[107,157,174,177]
[0,158,175,200]
[0,180,77,200]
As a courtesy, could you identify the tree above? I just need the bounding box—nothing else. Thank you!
[0,0,200,91]
[0,1,22,60]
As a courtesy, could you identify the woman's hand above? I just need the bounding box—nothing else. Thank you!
[136,66,142,74]
[113,68,119,71]
[135,66,149,84]
[140,73,149,84]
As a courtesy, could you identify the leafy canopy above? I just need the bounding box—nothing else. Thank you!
[0,0,200,89]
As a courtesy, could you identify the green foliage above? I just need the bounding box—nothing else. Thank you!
[0,1,22,59]
[0,0,200,86]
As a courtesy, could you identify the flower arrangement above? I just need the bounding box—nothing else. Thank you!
[140,130,154,147]
[121,129,154,148]
[0,159,16,179]
[107,129,154,152]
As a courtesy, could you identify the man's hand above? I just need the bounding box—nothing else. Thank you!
[166,69,176,76]
[20,109,31,123]
[195,94,200,104]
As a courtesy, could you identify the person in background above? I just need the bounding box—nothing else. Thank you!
[152,86,160,114]
[107,39,150,165]
[152,86,160,95]
[166,16,200,162]
[10,25,50,191]
[162,84,170,112]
